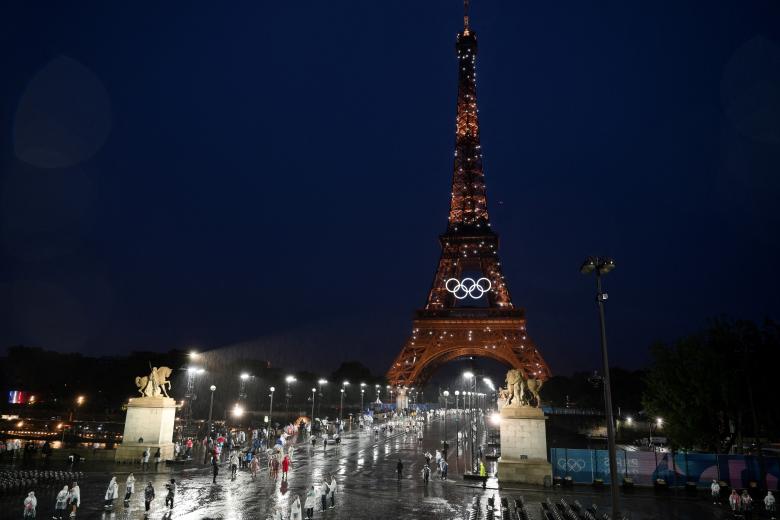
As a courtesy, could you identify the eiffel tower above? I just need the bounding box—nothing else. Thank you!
[386,2,552,390]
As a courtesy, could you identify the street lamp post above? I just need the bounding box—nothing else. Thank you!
[207,385,216,435]
[269,386,275,427]
[360,383,366,413]
[454,390,460,447]
[339,388,345,423]
[285,375,296,413]
[317,379,327,418]
[443,390,450,443]
[581,256,620,518]
[311,388,316,423]
[239,373,251,401]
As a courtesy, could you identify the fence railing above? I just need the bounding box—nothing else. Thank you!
[550,447,780,489]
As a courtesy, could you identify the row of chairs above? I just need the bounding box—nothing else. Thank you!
[0,470,83,494]
[513,497,532,520]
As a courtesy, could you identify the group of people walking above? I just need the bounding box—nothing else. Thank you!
[102,473,175,515]
[21,481,79,519]
[711,480,777,519]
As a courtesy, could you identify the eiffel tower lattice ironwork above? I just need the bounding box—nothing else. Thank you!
[386,4,552,389]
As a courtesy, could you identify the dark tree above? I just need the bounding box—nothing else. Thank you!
[642,318,780,451]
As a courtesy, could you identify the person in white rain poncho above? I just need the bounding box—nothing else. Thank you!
[328,475,338,509]
[54,486,69,520]
[124,473,135,504]
[23,491,37,518]
[290,495,302,520]
[104,476,118,509]
[68,482,80,518]
[765,491,776,518]
[303,485,317,520]
[710,480,720,504]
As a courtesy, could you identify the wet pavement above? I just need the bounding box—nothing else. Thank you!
[0,416,750,519]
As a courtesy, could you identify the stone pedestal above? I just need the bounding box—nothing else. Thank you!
[115,397,177,463]
[497,406,552,486]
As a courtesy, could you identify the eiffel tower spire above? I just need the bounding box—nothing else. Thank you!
[449,0,488,232]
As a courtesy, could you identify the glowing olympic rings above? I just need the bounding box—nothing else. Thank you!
[444,277,492,300]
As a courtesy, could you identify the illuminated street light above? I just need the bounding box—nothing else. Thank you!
[656,417,663,427]
[206,385,216,447]
[269,387,275,426]
[240,373,250,381]
[189,351,199,359]
[285,376,296,412]
[316,379,327,417]
[626,416,633,425]
[232,404,244,418]
[76,396,85,406]
[490,412,501,426]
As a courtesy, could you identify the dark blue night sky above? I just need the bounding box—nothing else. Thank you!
[1,1,779,376]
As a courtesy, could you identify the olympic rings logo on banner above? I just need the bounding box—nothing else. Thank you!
[557,458,586,472]
[445,277,492,300]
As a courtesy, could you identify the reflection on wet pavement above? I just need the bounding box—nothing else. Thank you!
[0,415,739,519]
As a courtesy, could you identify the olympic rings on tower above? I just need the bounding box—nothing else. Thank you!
[444,277,492,300]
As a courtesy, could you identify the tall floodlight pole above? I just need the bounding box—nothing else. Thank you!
[581,256,620,518]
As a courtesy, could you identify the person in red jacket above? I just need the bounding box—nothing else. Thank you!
[282,454,291,481]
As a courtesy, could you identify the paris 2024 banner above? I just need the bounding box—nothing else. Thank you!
[550,448,780,488]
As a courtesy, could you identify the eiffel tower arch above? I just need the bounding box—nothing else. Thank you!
[386,3,552,389]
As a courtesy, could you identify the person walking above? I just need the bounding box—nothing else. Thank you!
[320,477,329,511]
[397,459,403,480]
[328,475,338,509]
[104,477,118,510]
[282,454,291,481]
[230,451,239,480]
[304,485,316,520]
[164,479,176,510]
[68,482,80,518]
[765,491,777,519]
[124,473,135,506]
[54,486,69,520]
[23,491,37,519]
[729,489,742,512]
[441,459,449,480]
[424,451,431,466]
[212,454,219,484]
[479,460,487,477]
[422,464,430,484]
[143,482,155,514]
[290,495,302,520]
[742,490,754,520]
[142,448,150,472]
[710,480,720,504]
[153,448,161,470]
[249,452,260,480]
